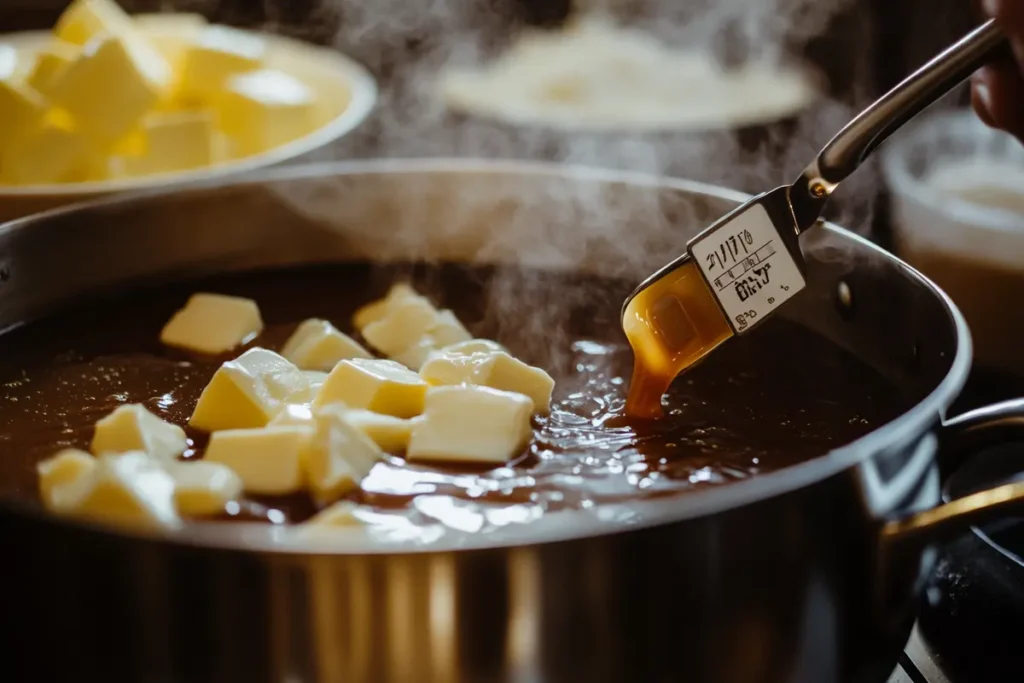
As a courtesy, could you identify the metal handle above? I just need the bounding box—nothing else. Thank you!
[790,19,1006,231]
[883,399,1024,546]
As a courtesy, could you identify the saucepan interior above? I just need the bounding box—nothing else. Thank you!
[0,159,969,554]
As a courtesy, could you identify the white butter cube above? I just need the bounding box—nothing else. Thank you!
[345,409,417,453]
[179,26,264,102]
[169,460,243,516]
[26,41,79,98]
[281,318,371,371]
[361,297,440,358]
[269,402,315,428]
[190,348,313,432]
[160,292,263,355]
[313,358,428,418]
[305,405,382,504]
[407,386,534,465]
[391,309,473,370]
[54,0,133,46]
[217,69,317,156]
[37,449,96,504]
[51,33,171,145]
[47,451,182,531]
[303,371,328,396]
[420,350,554,414]
[91,403,188,463]
[302,500,362,527]
[124,110,219,176]
[1,112,89,185]
[353,282,419,330]
[204,425,311,495]
[439,339,506,356]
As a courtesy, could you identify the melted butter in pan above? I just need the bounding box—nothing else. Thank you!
[0,263,910,528]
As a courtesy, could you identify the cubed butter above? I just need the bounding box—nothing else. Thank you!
[281,318,371,371]
[361,297,441,358]
[353,282,418,330]
[305,405,381,504]
[25,41,79,98]
[160,292,263,355]
[407,385,534,465]
[345,409,417,453]
[169,460,243,516]
[1,111,88,185]
[420,349,554,414]
[303,371,328,397]
[269,402,315,428]
[216,68,316,155]
[91,403,188,463]
[204,425,311,495]
[47,451,182,531]
[392,309,473,370]
[191,348,313,432]
[302,500,362,527]
[54,0,133,47]
[123,110,219,176]
[0,44,16,79]
[313,358,428,418]
[0,76,46,153]
[37,449,96,504]
[51,32,171,145]
[134,12,209,69]
[440,339,506,356]
[178,25,264,102]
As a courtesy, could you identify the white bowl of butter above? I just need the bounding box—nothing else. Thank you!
[0,1,376,222]
[882,108,1024,374]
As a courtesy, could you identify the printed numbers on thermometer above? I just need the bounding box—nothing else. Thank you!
[689,203,806,334]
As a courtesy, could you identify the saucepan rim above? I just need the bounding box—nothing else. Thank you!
[0,159,974,556]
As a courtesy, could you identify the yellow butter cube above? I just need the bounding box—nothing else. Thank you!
[48,451,182,531]
[420,349,554,414]
[392,309,473,370]
[191,348,313,432]
[1,113,89,185]
[361,297,441,358]
[345,409,417,453]
[269,402,315,428]
[313,358,428,418]
[91,403,188,463]
[216,68,316,155]
[26,41,79,98]
[178,25,263,102]
[124,110,218,176]
[168,460,243,516]
[353,283,419,330]
[0,44,17,79]
[51,32,171,146]
[407,386,534,465]
[204,425,311,495]
[441,339,506,356]
[54,0,133,46]
[37,449,96,504]
[280,318,371,371]
[0,76,45,153]
[305,405,381,504]
[160,292,263,355]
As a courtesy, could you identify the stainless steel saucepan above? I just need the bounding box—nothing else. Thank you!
[2,160,1023,683]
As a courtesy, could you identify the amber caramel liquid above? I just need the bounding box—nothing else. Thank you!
[623,259,734,418]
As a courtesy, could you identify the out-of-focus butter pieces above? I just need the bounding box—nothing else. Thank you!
[281,318,371,371]
[124,110,219,176]
[168,460,242,516]
[420,349,554,414]
[440,339,506,356]
[0,76,45,153]
[353,282,419,330]
[269,402,315,428]
[51,32,171,145]
[91,403,188,463]
[1,111,88,185]
[178,25,264,102]
[302,500,362,527]
[160,292,263,355]
[392,309,473,370]
[361,296,440,358]
[54,0,133,47]
[407,385,534,465]
[0,44,17,79]
[305,405,382,504]
[37,449,96,503]
[303,371,328,396]
[25,41,79,98]
[46,451,181,531]
[313,358,428,418]
[190,348,313,432]
[345,409,417,453]
[217,68,317,156]
[204,425,311,495]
